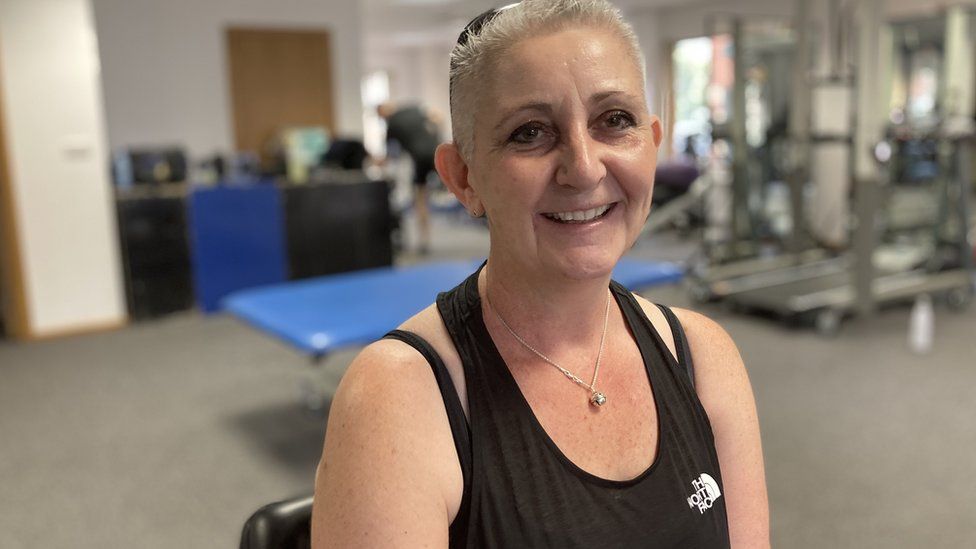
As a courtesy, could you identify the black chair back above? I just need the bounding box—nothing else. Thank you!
[240,494,313,549]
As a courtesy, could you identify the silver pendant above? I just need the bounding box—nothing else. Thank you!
[590,391,607,407]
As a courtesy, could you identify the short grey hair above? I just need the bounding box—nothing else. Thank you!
[448,0,646,160]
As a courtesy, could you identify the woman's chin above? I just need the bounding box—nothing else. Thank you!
[544,248,622,282]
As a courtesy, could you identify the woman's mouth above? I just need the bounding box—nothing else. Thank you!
[542,203,615,224]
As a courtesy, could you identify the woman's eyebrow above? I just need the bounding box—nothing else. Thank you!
[589,90,640,105]
[493,102,553,131]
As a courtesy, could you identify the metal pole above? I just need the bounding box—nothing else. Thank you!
[787,0,811,255]
[954,138,974,278]
[851,0,886,317]
[943,6,975,279]
[829,0,843,77]
[731,18,751,255]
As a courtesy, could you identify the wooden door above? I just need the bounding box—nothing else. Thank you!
[0,41,30,339]
[226,28,335,166]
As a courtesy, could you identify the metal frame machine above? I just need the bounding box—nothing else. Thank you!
[685,1,975,334]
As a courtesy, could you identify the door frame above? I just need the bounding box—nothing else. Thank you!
[0,38,31,339]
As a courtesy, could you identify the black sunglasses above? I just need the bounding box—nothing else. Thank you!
[455,3,519,47]
[451,3,518,102]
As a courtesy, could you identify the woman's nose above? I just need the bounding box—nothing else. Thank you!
[555,129,606,190]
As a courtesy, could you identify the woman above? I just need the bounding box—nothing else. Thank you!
[312,1,769,547]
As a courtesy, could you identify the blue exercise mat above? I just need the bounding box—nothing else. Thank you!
[223,258,683,357]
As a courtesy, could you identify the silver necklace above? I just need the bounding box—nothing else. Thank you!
[487,290,612,407]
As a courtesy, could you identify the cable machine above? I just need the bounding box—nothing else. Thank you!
[687,1,975,334]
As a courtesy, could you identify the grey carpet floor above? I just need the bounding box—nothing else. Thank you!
[1,215,974,548]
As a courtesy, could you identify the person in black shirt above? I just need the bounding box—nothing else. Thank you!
[314,1,769,547]
[378,102,441,254]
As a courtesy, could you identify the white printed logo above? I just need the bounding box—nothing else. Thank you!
[686,473,722,514]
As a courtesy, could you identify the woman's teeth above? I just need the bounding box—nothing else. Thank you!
[543,204,612,223]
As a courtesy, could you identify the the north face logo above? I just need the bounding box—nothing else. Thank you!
[687,473,722,514]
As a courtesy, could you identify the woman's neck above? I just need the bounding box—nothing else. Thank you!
[480,253,615,350]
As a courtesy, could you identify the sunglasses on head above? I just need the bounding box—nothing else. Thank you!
[455,3,519,47]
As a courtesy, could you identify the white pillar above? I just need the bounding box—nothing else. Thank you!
[626,8,666,119]
[0,0,126,336]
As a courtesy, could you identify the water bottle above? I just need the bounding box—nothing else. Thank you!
[909,293,934,355]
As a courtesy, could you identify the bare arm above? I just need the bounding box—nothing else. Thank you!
[675,309,770,548]
[311,340,463,548]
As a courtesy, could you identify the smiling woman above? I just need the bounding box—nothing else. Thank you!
[446,24,660,284]
[312,1,769,547]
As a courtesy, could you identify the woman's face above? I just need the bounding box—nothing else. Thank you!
[467,26,662,281]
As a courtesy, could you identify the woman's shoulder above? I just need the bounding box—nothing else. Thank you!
[343,304,453,392]
[341,303,468,417]
[313,304,465,543]
[332,314,447,429]
[668,307,742,369]
[397,304,469,416]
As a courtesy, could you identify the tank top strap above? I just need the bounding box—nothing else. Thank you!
[435,265,486,377]
[381,329,472,543]
[654,304,696,388]
[608,281,695,388]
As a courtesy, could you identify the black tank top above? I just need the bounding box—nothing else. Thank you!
[384,268,731,548]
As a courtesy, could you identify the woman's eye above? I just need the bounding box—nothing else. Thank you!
[509,123,547,144]
[604,110,636,130]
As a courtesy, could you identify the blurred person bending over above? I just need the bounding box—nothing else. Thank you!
[378,102,441,255]
[314,1,769,547]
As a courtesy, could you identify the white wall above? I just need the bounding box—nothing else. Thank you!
[91,0,365,160]
[0,0,126,336]
[416,46,453,136]
[627,9,667,118]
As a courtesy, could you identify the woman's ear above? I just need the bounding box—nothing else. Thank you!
[649,115,664,148]
[435,143,483,215]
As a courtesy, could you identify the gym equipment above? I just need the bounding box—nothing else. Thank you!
[686,5,975,334]
[678,13,820,299]
[643,171,712,236]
